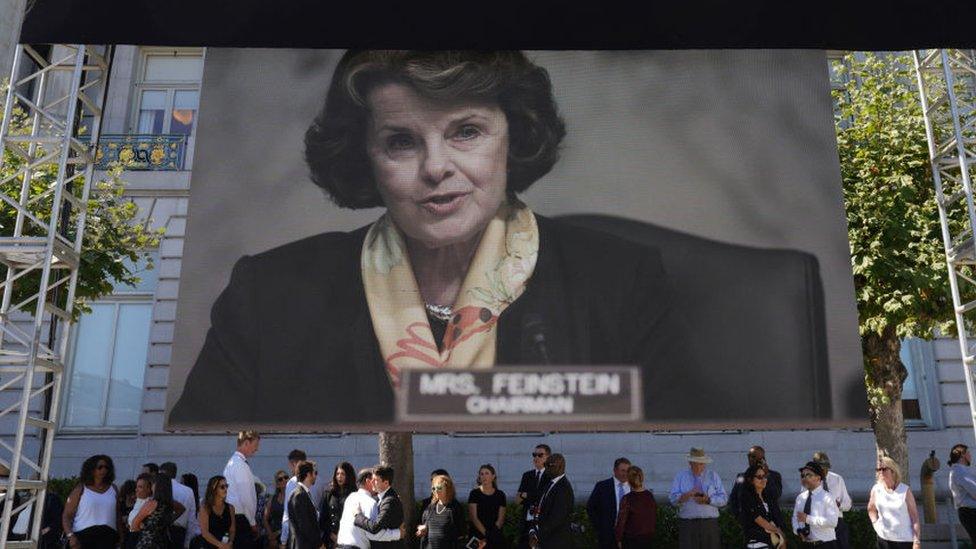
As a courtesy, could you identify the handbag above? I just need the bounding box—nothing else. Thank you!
[769,531,783,546]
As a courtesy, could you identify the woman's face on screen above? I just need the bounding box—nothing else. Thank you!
[365,82,509,249]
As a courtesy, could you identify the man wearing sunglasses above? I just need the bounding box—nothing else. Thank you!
[287,461,322,549]
[792,461,839,547]
[516,445,552,549]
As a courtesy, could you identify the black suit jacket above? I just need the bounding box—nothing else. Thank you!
[728,469,784,529]
[170,214,699,426]
[535,476,575,548]
[517,469,551,517]
[286,484,320,549]
[354,488,403,548]
[586,478,619,548]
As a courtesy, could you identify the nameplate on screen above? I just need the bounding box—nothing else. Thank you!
[397,366,641,424]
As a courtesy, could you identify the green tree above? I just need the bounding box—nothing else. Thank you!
[834,52,962,476]
[0,101,163,317]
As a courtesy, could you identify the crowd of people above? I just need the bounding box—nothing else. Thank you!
[17,432,976,548]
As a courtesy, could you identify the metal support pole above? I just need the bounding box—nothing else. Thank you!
[913,50,976,443]
[0,43,110,549]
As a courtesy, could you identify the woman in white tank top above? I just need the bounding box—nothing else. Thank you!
[867,456,920,549]
[62,455,120,548]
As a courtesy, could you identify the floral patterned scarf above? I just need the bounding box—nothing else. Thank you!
[361,200,539,385]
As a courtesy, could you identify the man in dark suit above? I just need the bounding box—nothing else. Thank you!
[354,465,403,548]
[587,457,632,549]
[287,461,323,549]
[517,444,552,548]
[530,454,574,548]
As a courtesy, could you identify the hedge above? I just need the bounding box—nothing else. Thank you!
[418,500,878,549]
[51,477,879,548]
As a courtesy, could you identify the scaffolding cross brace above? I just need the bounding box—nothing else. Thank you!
[913,49,976,438]
[0,44,111,549]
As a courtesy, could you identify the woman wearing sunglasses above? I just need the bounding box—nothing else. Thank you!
[62,455,120,549]
[191,476,235,549]
[867,457,920,549]
[263,470,288,549]
[418,475,466,549]
[737,464,786,549]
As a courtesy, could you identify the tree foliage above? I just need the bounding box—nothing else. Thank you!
[834,53,959,408]
[0,99,163,317]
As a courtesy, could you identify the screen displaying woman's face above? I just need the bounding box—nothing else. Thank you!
[365,82,509,249]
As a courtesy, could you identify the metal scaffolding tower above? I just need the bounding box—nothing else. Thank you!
[0,44,111,548]
[913,49,976,437]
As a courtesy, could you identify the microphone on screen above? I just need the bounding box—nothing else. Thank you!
[522,313,551,365]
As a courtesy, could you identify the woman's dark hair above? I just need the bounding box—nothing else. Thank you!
[477,464,498,489]
[118,479,137,506]
[152,474,174,506]
[950,444,969,465]
[305,50,566,209]
[743,464,767,497]
[204,475,226,514]
[330,462,357,498]
[182,473,200,513]
[79,455,115,486]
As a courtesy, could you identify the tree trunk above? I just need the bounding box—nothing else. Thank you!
[864,327,910,480]
[379,432,416,541]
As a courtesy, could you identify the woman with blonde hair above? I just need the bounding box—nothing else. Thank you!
[417,474,466,548]
[867,456,920,549]
[614,466,658,548]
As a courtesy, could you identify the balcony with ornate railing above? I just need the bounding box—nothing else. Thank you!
[94,134,188,171]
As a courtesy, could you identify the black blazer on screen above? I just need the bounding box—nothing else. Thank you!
[170,213,711,426]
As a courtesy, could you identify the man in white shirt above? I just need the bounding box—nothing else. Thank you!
[224,430,260,549]
[160,462,199,548]
[335,468,400,549]
[813,451,852,549]
[668,447,728,548]
[793,461,839,547]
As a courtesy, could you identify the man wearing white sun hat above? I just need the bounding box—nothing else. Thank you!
[669,447,727,549]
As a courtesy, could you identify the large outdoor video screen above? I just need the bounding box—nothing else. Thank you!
[165,49,867,431]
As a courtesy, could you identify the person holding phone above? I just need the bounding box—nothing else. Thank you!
[668,448,727,549]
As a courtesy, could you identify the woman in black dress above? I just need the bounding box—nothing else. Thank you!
[191,476,235,549]
[132,475,185,549]
[467,465,507,548]
[263,470,287,549]
[738,465,786,549]
[418,475,466,549]
[118,481,137,549]
[320,462,356,548]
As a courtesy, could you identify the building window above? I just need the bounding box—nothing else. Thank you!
[901,338,943,429]
[62,254,158,430]
[131,49,203,136]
